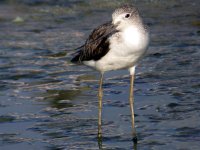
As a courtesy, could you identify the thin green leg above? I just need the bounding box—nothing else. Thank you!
[98,73,103,138]
[129,74,137,143]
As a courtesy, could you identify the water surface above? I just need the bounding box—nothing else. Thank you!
[0,0,200,149]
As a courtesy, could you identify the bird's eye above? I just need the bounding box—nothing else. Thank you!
[125,13,130,18]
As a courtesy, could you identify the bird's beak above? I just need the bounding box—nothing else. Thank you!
[112,20,120,26]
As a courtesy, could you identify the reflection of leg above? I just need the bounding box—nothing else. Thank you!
[98,135,103,150]
[98,73,103,138]
[129,74,137,143]
[133,141,138,150]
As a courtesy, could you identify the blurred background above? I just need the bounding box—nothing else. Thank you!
[0,0,199,150]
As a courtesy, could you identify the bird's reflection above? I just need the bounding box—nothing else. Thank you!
[97,135,138,150]
[133,141,138,150]
[97,135,103,149]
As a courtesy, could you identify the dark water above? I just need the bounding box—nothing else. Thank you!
[0,0,200,149]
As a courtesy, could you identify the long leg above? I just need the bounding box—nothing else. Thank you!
[98,73,103,138]
[129,67,137,142]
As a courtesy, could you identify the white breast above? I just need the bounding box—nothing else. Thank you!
[123,26,148,51]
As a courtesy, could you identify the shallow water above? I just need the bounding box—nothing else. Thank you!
[0,0,200,150]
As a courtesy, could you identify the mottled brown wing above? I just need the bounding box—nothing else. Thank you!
[71,21,118,63]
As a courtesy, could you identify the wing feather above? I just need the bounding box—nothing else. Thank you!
[71,21,118,63]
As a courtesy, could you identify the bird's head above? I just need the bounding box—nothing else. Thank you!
[112,5,142,29]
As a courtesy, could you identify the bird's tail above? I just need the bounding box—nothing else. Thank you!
[70,45,84,64]
[71,53,81,63]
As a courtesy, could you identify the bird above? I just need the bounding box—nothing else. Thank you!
[71,4,149,142]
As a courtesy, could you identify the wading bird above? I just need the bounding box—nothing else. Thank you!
[71,4,149,142]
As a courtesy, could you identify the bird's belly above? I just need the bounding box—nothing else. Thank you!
[95,36,148,72]
[95,49,143,72]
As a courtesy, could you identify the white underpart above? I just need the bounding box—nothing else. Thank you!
[123,27,142,49]
[83,25,149,74]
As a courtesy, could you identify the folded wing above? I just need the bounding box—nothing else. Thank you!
[71,21,118,63]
